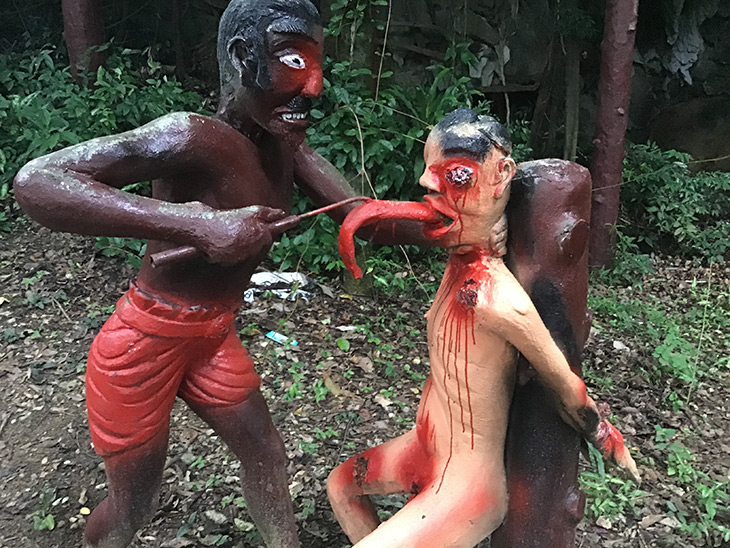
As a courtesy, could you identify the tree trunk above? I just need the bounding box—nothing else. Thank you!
[588,0,638,267]
[492,159,592,548]
[61,0,106,83]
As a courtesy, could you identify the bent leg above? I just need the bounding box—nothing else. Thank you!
[327,429,434,543]
[351,473,507,548]
[84,428,168,548]
[186,392,300,548]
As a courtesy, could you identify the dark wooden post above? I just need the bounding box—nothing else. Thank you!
[491,160,592,548]
[61,0,106,83]
[588,0,639,267]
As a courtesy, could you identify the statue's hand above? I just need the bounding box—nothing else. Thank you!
[556,392,640,483]
[192,204,288,266]
[489,214,508,257]
[579,401,641,483]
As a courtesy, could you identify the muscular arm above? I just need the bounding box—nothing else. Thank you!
[15,113,208,240]
[14,113,284,265]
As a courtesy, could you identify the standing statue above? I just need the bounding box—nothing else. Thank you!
[12,1,421,546]
[333,108,640,548]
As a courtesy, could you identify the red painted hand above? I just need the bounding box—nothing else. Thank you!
[587,402,641,483]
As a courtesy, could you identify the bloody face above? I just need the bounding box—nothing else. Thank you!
[419,135,513,248]
[246,26,324,146]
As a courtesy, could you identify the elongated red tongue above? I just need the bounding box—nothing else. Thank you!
[338,200,441,278]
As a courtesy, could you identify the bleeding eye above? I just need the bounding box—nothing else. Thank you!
[279,53,306,69]
[445,166,474,187]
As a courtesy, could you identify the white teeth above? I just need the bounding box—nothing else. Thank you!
[282,112,307,121]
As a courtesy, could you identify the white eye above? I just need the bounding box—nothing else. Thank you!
[279,53,306,69]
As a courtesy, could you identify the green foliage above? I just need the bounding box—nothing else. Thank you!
[0,40,204,209]
[94,237,147,268]
[593,230,654,287]
[655,426,730,543]
[1,38,205,267]
[580,445,644,522]
[621,143,730,261]
[30,487,57,532]
[587,283,726,389]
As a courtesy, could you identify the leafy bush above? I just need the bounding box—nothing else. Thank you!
[0,38,205,216]
[621,143,730,261]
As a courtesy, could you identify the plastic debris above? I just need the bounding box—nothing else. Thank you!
[243,271,318,304]
[265,331,298,346]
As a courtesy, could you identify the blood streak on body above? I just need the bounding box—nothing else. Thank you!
[432,249,491,493]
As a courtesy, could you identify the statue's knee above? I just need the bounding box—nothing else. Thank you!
[466,485,509,538]
[327,461,357,502]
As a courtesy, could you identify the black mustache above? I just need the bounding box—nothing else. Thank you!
[286,96,312,112]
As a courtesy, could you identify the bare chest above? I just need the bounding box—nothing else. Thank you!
[153,130,295,213]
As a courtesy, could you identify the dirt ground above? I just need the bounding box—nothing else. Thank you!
[0,220,728,548]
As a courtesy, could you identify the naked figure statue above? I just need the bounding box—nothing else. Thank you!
[12,0,430,546]
[332,108,640,548]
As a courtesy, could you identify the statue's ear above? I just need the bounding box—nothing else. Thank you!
[558,215,589,261]
[227,36,251,77]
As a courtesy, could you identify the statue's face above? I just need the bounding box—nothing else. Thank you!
[419,134,514,247]
[246,26,323,146]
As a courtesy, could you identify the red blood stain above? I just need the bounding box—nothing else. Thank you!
[338,200,442,278]
[595,420,626,460]
[434,249,492,493]
[429,159,483,245]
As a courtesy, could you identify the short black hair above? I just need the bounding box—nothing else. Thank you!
[432,108,512,161]
[218,0,321,92]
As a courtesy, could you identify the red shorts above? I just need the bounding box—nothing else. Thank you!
[86,285,260,457]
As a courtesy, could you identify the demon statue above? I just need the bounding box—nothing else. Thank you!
[11,0,430,546]
[333,108,640,548]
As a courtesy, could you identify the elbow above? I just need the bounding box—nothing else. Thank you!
[13,161,41,213]
[13,160,62,227]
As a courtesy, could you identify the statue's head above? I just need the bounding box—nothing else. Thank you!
[420,108,516,248]
[218,0,323,145]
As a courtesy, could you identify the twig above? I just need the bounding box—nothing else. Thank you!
[0,414,10,439]
[343,106,377,198]
[686,263,712,403]
[399,245,433,301]
[688,153,730,164]
[52,297,73,323]
[374,0,393,102]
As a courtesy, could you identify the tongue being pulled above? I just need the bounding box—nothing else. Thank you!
[338,200,444,279]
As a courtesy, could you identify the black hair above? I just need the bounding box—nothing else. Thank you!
[433,108,512,160]
[217,0,321,92]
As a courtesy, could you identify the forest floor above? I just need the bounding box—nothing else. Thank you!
[0,220,728,548]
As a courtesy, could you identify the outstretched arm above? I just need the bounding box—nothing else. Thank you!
[489,269,639,481]
[14,113,285,265]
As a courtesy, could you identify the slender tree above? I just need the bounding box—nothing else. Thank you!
[588,0,639,266]
[61,0,106,83]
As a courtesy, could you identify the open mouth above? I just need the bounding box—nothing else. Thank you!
[422,195,458,240]
[277,96,312,126]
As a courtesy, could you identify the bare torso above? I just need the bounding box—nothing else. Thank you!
[134,113,296,304]
[418,249,518,471]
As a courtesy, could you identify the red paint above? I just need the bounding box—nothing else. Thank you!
[595,420,625,460]
[433,249,492,490]
[425,158,485,246]
[338,200,444,278]
[466,486,499,518]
